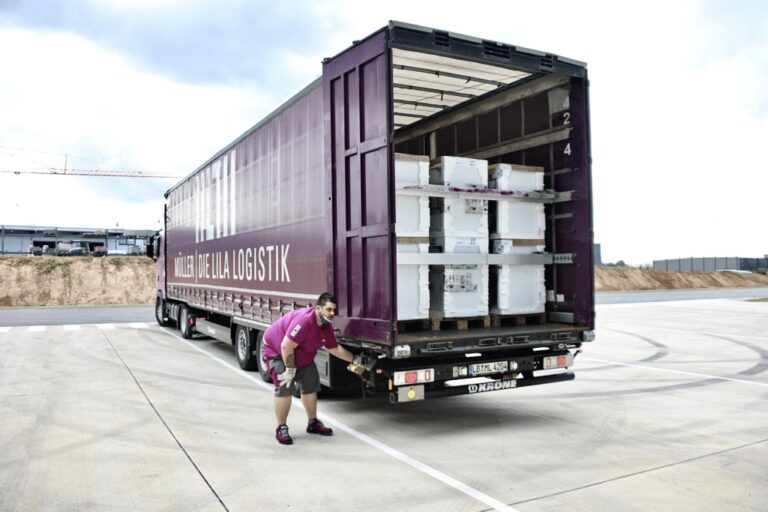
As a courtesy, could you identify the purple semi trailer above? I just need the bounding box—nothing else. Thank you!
[153,22,595,403]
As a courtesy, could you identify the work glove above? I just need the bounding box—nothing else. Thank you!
[277,366,296,387]
[347,354,366,376]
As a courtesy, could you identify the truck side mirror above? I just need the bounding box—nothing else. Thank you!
[148,236,158,260]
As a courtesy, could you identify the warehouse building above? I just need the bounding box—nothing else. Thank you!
[0,225,155,256]
[653,257,768,273]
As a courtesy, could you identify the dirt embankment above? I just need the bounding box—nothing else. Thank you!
[1,256,767,307]
[595,266,768,291]
[0,256,155,307]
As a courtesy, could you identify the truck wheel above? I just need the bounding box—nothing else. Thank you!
[155,297,173,327]
[256,331,272,383]
[179,305,194,339]
[235,325,258,371]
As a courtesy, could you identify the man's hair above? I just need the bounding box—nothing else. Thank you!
[316,292,337,306]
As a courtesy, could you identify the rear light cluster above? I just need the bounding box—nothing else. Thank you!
[542,353,573,369]
[393,368,434,386]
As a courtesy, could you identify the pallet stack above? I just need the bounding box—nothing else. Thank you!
[429,156,489,319]
[394,154,549,327]
[394,154,431,320]
[488,164,547,315]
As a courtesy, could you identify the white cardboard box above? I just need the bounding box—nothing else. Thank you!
[430,156,489,239]
[396,242,430,320]
[395,154,430,238]
[491,240,546,315]
[489,163,545,239]
[395,153,430,186]
[489,163,543,191]
[430,264,489,318]
[441,236,488,254]
[494,264,546,315]
[431,156,489,187]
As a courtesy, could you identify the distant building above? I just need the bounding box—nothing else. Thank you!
[0,225,156,256]
[593,243,603,265]
[653,257,768,273]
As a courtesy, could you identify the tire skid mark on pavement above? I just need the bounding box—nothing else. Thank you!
[698,333,768,376]
[581,357,768,388]
[578,327,670,373]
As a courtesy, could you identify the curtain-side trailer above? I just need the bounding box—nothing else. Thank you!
[153,21,595,403]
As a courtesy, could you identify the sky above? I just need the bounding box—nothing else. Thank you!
[0,0,766,264]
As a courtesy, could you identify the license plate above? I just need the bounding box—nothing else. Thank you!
[469,361,508,376]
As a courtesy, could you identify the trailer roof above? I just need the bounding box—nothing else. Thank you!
[167,21,589,195]
[391,48,531,129]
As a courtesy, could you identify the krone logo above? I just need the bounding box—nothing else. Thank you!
[468,380,517,394]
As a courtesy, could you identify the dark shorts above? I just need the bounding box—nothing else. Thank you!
[268,359,321,397]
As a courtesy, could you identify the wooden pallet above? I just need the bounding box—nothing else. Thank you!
[490,313,547,328]
[397,315,492,332]
[398,314,545,332]
[397,319,432,333]
[429,315,491,331]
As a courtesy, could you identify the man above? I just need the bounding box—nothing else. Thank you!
[262,292,355,445]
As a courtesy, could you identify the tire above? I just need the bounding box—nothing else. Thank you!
[255,331,272,382]
[179,305,194,339]
[235,325,258,371]
[155,297,173,327]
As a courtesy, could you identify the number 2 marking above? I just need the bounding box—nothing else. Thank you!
[563,112,571,125]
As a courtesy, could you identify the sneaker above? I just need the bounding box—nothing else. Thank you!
[306,419,333,436]
[275,425,293,445]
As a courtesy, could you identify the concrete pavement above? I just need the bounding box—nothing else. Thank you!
[0,298,766,511]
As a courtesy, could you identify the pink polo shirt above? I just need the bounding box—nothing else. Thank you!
[262,306,338,368]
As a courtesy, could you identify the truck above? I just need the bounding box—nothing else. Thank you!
[153,21,595,403]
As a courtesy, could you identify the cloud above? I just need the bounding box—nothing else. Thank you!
[0,0,335,87]
[0,27,273,226]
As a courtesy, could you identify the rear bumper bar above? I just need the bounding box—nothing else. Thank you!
[388,372,575,403]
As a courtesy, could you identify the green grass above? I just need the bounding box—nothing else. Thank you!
[748,298,768,302]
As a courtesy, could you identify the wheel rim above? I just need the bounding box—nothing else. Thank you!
[237,330,247,361]
[181,309,188,332]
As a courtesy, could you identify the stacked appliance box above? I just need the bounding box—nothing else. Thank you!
[394,154,431,320]
[488,163,547,315]
[429,156,489,318]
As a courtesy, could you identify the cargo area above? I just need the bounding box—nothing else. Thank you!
[382,23,593,349]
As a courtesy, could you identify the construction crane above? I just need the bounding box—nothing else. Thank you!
[0,168,181,178]
[0,146,182,179]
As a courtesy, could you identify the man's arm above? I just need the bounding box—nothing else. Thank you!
[327,345,355,363]
[281,336,299,367]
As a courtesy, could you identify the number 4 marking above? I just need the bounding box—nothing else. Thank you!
[564,143,572,156]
